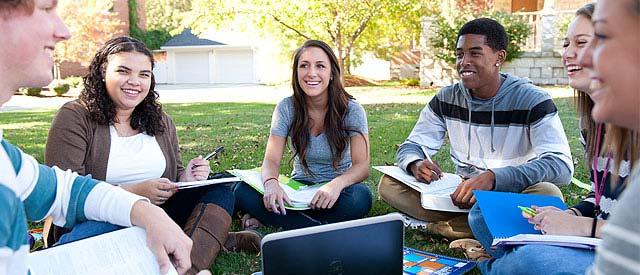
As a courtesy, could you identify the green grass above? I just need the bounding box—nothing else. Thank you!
[0,95,589,274]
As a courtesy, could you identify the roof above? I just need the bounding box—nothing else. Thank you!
[163,29,226,47]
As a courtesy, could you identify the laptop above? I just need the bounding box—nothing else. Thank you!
[258,213,404,275]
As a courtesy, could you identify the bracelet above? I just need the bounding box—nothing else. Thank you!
[590,216,598,238]
[263,177,278,185]
[568,208,579,216]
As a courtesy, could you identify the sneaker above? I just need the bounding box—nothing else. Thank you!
[449,238,492,262]
[400,213,428,230]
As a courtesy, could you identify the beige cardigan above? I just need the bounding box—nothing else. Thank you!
[45,100,185,182]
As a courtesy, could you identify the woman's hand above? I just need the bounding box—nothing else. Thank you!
[263,179,292,215]
[525,206,592,236]
[123,178,177,205]
[310,180,344,210]
[183,156,210,181]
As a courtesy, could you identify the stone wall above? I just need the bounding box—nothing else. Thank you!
[501,51,567,85]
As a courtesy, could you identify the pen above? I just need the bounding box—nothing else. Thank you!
[204,146,225,161]
[517,205,537,216]
[423,150,440,179]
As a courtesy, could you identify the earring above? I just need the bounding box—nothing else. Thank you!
[495,63,500,67]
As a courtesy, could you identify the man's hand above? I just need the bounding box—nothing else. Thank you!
[450,171,495,209]
[130,201,192,275]
[310,181,344,210]
[410,159,443,183]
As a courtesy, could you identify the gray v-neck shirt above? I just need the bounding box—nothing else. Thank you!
[270,96,368,183]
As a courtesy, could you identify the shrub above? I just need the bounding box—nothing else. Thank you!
[403,78,420,87]
[429,9,532,64]
[65,76,83,89]
[51,82,70,96]
[24,87,42,97]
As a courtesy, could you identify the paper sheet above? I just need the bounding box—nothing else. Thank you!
[176,177,240,189]
[28,227,178,275]
[373,166,468,213]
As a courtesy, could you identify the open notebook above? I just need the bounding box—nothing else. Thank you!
[28,227,177,275]
[474,190,601,250]
[374,166,468,212]
[229,168,325,210]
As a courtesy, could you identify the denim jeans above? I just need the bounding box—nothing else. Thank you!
[234,181,372,230]
[57,182,236,245]
[468,203,595,274]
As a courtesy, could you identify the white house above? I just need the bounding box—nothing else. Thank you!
[154,29,257,84]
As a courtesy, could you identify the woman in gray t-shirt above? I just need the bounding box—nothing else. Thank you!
[234,40,372,230]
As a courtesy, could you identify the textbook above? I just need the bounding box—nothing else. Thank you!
[403,247,475,275]
[228,168,325,210]
[28,227,178,275]
[374,166,468,213]
[473,190,601,250]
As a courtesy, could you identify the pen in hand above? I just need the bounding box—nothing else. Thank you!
[518,205,537,217]
[192,146,225,169]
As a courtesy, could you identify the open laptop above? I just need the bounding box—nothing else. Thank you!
[258,213,404,275]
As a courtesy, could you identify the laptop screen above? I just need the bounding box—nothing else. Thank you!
[261,213,404,275]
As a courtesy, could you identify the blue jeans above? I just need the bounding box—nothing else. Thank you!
[468,204,594,274]
[57,182,236,245]
[234,182,372,230]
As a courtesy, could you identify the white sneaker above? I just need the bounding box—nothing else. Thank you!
[401,213,428,229]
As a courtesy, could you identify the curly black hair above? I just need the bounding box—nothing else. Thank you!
[457,18,508,53]
[80,36,164,136]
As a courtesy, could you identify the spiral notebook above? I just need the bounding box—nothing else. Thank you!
[473,190,601,250]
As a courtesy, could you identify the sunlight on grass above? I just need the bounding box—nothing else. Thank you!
[3,96,589,274]
[1,121,50,130]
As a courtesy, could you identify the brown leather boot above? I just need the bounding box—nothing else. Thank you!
[224,229,262,253]
[183,203,231,275]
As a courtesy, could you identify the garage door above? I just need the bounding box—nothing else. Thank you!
[174,51,209,83]
[214,50,255,83]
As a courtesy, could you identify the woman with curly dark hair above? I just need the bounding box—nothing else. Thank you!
[44,36,260,274]
[234,40,373,230]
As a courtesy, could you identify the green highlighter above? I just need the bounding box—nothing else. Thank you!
[517,205,537,216]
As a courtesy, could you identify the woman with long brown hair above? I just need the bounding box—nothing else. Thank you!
[234,40,372,230]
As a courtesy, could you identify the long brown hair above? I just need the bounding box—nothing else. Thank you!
[573,3,598,163]
[289,40,363,174]
[574,3,638,170]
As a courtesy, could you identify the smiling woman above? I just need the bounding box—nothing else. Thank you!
[43,36,261,274]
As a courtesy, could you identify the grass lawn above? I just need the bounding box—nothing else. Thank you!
[0,89,590,274]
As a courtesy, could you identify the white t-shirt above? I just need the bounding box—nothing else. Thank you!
[105,126,166,185]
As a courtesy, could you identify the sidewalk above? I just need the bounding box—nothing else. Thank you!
[0,84,573,112]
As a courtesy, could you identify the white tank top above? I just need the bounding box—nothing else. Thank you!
[105,125,166,185]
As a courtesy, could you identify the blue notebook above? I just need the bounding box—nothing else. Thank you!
[473,190,566,238]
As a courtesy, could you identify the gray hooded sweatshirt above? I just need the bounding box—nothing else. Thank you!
[397,73,573,192]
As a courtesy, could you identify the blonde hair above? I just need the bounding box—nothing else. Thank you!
[0,0,34,16]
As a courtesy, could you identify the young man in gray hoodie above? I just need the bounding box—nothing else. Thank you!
[378,18,574,239]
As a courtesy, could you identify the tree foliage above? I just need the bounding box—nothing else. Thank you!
[182,0,437,74]
[54,0,123,67]
[429,8,532,64]
[144,0,191,35]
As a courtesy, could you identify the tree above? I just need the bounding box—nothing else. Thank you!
[144,0,191,35]
[54,0,123,77]
[184,0,437,74]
